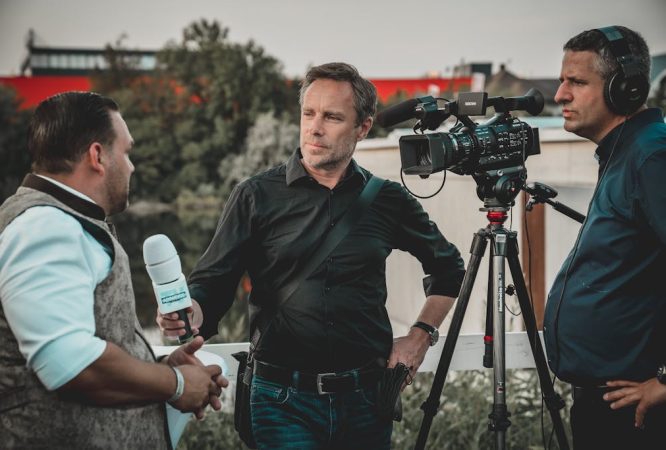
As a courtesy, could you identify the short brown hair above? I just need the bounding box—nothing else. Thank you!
[28,91,119,173]
[299,62,377,126]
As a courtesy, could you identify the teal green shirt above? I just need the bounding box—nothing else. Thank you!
[545,108,666,385]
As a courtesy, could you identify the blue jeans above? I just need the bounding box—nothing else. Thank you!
[250,374,392,450]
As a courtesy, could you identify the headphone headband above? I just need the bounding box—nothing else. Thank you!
[593,26,649,115]
[596,26,641,78]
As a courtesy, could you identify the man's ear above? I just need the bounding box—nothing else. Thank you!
[356,116,374,141]
[85,143,105,175]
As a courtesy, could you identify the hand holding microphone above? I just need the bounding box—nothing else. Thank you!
[144,234,197,343]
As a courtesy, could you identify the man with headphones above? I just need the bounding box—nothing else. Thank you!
[543,26,666,448]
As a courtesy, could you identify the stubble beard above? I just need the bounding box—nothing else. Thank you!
[106,171,130,216]
[307,138,357,172]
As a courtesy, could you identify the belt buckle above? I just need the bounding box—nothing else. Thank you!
[316,372,336,395]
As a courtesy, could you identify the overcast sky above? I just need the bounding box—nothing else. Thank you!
[1,0,665,79]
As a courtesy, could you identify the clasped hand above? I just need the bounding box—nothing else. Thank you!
[164,336,229,420]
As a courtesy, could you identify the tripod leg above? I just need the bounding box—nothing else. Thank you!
[484,247,494,368]
[490,231,511,450]
[414,229,489,450]
[506,234,570,450]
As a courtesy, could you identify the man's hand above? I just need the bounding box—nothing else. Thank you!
[166,335,206,367]
[164,336,229,416]
[387,327,431,390]
[156,299,203,339]
[604,378,666,427]
[170,364,227,420]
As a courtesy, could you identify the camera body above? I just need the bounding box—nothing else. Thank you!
[398,90,542,178]
[399,115,540,177]
[382,89,544,206]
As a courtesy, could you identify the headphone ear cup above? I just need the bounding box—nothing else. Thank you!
[605,71,650,115]
[621,75,650,114]
[603,71,619,114]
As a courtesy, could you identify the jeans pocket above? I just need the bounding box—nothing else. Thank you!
[357,386,377,407]
[250,375,291,406]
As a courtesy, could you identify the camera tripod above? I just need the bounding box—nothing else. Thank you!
[415,204,570,450]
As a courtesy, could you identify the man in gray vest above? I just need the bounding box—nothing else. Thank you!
[0,91,228,449]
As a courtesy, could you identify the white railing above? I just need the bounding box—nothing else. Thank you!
[154,331,548,384]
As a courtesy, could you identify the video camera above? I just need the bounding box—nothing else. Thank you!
[376,89,544,205]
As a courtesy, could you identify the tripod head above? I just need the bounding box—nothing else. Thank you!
[474,165,527,209]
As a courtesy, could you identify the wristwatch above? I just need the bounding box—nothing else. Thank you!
[412,321,439,346]
[657,364,666,385]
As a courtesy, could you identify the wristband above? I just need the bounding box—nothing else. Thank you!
[168,366,185,403]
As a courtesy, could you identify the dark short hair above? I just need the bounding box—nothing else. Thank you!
[563,26,651,82]
[28,91,119,173]
[299,62,377,126]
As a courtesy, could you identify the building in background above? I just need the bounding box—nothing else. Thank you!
[1,31,475,109]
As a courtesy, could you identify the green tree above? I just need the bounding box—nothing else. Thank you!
[0,84,32,203]
[93,19,298,202]
[217,111,299,196]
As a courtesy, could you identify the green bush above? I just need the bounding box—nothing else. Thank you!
[178,369,571,449]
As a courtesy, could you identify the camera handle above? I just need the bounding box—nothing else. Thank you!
[415,209,570,450]
[524,182,585,224]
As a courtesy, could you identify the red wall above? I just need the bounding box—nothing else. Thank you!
[0,76,91,109]
[372,77,472,102]
[1,75,473,109]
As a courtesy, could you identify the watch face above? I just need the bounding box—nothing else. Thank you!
[431,329,439,346]
[658,365,666,384]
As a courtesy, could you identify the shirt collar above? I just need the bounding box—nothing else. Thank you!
[285,148,367,187]
[21,173,107,221]
[595,108,664,165]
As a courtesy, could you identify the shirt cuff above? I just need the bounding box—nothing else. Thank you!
[30,332,107,390]
[423,272,465,298]
[188,283,217,339]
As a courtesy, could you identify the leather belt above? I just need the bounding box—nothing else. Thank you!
[254,360,382,395]
[571,385,611,401]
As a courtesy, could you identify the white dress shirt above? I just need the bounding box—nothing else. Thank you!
[0,176,109,390]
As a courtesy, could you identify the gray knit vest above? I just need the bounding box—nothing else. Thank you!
[0,178,170,449]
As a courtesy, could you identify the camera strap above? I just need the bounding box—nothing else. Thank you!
[249,174,385,355]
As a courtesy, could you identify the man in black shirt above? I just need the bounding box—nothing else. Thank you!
[543,26,666,448]
[158,62,465,449]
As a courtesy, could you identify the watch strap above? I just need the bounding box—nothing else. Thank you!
[412,321,436,334]
[412,321,438,346]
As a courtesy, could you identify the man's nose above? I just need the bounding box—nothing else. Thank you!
[310,116,324,136]
[554,83,570,104]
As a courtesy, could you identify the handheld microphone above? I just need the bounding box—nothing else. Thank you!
[143,234,194,343]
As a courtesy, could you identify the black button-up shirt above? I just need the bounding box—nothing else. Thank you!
[544,108,666,385]
[190,150,465,372]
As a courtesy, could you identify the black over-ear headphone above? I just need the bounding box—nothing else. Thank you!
[595,26,650,116]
